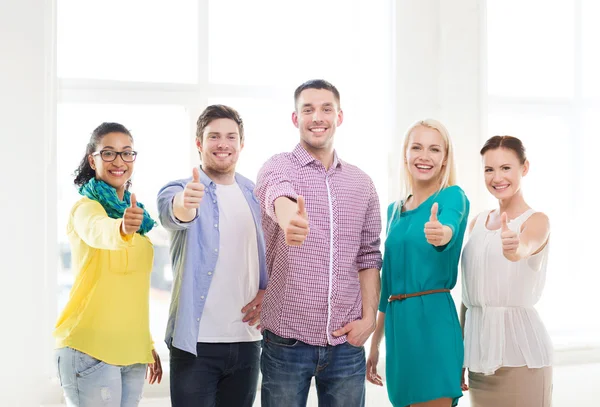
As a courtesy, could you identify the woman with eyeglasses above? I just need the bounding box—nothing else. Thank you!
[54,122,162,407]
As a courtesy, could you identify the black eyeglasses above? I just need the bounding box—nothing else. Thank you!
[92,150,138,163]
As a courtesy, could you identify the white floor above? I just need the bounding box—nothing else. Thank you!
[134,363,600,407]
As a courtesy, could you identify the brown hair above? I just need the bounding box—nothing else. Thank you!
[196,104,244,143]
[480,135,527,164]
[294,79,341,110]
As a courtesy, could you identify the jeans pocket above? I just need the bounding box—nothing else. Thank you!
[264,330,299,347]
[345,340,364,350]
[75,350,107,377]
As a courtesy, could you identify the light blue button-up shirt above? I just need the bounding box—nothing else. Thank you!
[156,167,268,355]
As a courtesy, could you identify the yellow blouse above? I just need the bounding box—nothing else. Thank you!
[54,197,154,366]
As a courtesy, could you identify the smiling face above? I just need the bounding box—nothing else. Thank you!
[405,125,447,187]
[88,131,135,196]
[483,147,529,199]
[292,88,343,155]
[196,118,243,175]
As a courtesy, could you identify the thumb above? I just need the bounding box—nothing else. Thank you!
[192,167,200,182]
[297,195,306,215]
[430,202,438,222]
[501,212,509,232]
[130,193,137,208]
[333,323,351,337]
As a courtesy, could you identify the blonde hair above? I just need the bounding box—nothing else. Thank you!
[398,118,457,200]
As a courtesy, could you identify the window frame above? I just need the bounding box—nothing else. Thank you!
[484,0,600,354]
[49,0,395,402]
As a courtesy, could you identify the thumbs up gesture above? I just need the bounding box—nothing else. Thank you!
[285,195,310,246]
[173,167,205,222]
[182,167,205,209]
[122,193,144,235]
[500,212,520,260]
[424,202,445,246]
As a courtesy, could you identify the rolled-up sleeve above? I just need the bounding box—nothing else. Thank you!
[255,155,298,222]
[357,179,383,271]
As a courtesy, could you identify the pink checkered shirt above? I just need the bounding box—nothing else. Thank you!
[255,144,383,346]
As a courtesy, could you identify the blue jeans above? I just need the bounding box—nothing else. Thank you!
[170,341,261,407]
[260,330,366,407]
[55,347,147,407]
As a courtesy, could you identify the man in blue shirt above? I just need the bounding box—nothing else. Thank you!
[157,105,268,407]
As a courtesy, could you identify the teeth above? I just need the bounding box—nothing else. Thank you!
[416,165,432,169]
[494,185,509,190]
[311,128,326,133]
[110,171,124,175]
[215,153,229,157]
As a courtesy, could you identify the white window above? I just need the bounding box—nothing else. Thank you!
[486,0,599,348]
[55,0,393,394]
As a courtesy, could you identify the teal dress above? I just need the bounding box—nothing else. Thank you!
[379,186,470,407]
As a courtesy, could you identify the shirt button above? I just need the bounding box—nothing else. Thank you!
[208,271,212,276]
[214,224,218,228]
[214,248,218,253]
[213,200,216,203]
[200,295,205,300]
[197,318,200,322]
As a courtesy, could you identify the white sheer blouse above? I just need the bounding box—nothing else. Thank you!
[461,209,553,375]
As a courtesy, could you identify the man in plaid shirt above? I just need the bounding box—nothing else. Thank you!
[255,79,383,407]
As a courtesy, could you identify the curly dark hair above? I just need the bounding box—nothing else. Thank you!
[73,122,133,187]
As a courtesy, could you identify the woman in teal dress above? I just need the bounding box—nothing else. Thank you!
[367,119,470,407]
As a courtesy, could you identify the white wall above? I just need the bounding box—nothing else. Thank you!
[392,0,484,214]
[0,0,57,406]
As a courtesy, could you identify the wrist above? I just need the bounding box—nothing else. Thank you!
[173,191,184,210]
[362,309,376,322]
[504,252,521,262]
[441,225,453,245]
[362,314,376,330]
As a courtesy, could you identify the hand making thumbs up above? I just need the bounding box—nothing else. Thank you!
[297,195,308,219]
[183,167,205,209]
[425,202,446,246]
[500,212,520,260]
[173,167,205,222]
[122,193,144,235]
[285,195,310,246]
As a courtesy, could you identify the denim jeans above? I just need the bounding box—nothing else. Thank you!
[260,330,366,407]
[170,341,261,407]
[55,347,147,407]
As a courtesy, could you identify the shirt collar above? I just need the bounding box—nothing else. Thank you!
[198,166,253,191]
[292,143,342,169]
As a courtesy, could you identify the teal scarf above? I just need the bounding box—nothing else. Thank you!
[79,178,157,236]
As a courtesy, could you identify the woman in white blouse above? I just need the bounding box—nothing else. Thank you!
[460,135,553,407]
